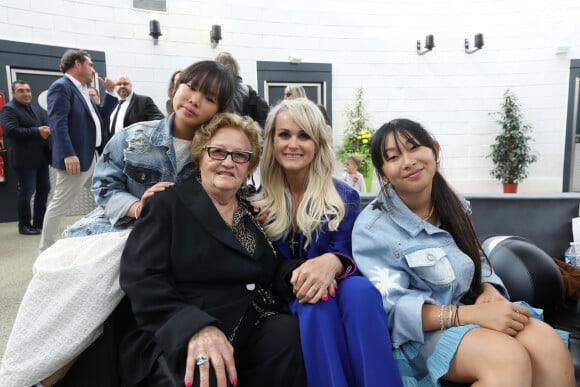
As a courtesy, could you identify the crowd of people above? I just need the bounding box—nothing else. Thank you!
[0,49,575,387]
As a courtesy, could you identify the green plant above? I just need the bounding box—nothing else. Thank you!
[488,89,538,184]
[337,87,374,178]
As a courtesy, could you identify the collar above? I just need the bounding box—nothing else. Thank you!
[65,73,84,90]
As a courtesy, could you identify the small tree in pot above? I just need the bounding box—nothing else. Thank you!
[488,89,538,193]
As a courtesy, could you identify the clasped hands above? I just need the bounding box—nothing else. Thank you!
[291,252,343,304]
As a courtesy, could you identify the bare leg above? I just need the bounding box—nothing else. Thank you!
[443,327,532,387]
[39,357,78,387]
[515,318,575,387]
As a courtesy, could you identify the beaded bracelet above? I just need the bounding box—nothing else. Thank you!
[438,305,445,330]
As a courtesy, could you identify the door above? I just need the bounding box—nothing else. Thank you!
[563,60,580,191]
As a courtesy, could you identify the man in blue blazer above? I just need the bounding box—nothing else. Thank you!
[39,49,117,252]
[0,80,51,235]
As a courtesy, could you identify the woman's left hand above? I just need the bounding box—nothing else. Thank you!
[291,253,342,304]
[475,282,506,304]
[184,326,237,387]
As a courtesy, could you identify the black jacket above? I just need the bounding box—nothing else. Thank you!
[0,99,50,169]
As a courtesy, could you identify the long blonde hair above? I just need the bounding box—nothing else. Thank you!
[252,98,344,247]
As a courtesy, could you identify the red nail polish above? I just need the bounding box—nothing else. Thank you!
[186,382,192,387]
[335,283,339,290]
[331,290,336,298]
[232,378,238,386]
[323,294,328,302]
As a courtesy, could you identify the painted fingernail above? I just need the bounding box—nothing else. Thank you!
[323,294,328,302]
[331,290,336,298]
[186,381,192,387]
[335,283,339,289]
[232,378,238,386]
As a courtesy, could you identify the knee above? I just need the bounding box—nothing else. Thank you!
[486,341,532,386]
[337,276,383,309]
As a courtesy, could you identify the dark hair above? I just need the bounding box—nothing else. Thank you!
[178,61,234,113]
[11,80,29,92]
[370,118,488,301]
[59,49,90,73]
[167,70,181,98]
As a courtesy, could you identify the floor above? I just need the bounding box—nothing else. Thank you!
[0,217,79,358]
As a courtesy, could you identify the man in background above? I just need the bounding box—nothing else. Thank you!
[106,75,164,144]
[39,49,117,252]
[88,86,100,104]
[0,80,51,235]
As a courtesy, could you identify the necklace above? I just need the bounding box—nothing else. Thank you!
[422,205,435,220]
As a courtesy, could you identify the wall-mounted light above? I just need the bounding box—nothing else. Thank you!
[210,25,222,48]
[149,19,162,45]
[417,34,435,55]
[465,33,484,54]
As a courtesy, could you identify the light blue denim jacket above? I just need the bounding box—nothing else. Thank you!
[66,115,195,236]
[352,185,507,348]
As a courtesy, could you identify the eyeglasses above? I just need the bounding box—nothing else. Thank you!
[116,82,130,86]
[203,146,253,164]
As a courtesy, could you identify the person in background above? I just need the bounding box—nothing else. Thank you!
[166,69,181,115]
[0,80,51,235]
[0,60,235,387]
[284,84,306,100]
[106,75,164,143]
[250,98,403,387]
[39,48,117,252]
[352,118,575,387]
[120,113,306,387]
[342,154,365,193]
[87,86,100,104]
[215,51,270,129]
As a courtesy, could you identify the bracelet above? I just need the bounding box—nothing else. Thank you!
[447,304,453,328]
[454,305,461,326]
[134,202,143,219]
[438,305,445,330]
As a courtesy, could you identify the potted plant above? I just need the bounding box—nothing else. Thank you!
[488,89,538,193]
[337,87,375,192]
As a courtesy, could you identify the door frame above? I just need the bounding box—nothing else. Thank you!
[563,59,580,192]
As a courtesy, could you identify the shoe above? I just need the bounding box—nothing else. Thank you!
[19,226,41,235]
[32,224,43,231]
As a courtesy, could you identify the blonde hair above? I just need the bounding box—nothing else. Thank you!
[346,154,362,169]
[191,113,262,176]
[284,84,306,99]
[252,98,344,247]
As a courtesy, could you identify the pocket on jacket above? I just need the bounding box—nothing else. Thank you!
[404,247,456,285]
[124,163,162,186]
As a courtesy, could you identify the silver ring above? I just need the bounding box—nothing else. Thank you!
[310,287,318,294]
[196,355,209,366]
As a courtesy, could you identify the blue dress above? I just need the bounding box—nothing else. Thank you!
[274,180,403,387]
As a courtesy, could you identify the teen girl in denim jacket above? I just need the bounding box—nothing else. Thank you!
[0,61,235,387]
[352,119,574,387]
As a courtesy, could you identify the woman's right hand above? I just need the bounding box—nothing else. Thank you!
[464,300,530,336]
[184,325,237,387]
[129,181,175,218]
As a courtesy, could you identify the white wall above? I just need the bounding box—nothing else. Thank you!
[1,0,579,194]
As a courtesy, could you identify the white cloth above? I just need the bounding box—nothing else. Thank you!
[0,230,130,387]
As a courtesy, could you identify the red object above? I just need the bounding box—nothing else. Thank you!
[0,156,5,183]
[503,183,518,193]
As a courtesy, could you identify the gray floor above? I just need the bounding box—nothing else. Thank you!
[0,217,80,359]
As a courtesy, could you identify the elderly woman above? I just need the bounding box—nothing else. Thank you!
[119,113,306,387]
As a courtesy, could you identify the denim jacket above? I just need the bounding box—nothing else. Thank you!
[66,115,195,236]
[352,185,507,348]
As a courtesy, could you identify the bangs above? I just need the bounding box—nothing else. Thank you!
[178,60,234,112]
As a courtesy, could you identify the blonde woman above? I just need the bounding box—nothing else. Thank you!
[251,98,402,387]
[284,84,306,99]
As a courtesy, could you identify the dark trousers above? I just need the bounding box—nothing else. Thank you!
[141,314,306,387]
[14,165,50,228]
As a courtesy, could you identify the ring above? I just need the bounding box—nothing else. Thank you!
[196,355,209,366]
[309,287,318,294]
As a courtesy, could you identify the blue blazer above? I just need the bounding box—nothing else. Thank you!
[47,76,116,171]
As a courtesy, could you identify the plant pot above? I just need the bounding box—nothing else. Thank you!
[503,183,518,194]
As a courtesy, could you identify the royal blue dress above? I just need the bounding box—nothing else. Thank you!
[274,180,403,387]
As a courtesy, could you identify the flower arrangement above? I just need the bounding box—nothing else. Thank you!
[337,88,375,186]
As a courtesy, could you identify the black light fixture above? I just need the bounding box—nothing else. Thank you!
[149,19,162,45]
[417,34,435,55]
[465,33,484,54]
[210,25,222,48]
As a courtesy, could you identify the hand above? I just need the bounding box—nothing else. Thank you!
[291,253,342,304]
[98,76,115,93]
[38,126,51,139]
[184,326,237,387]
[465,300,531,336]
[130,182,175,218]
[64,155,81,175]
[474,282,506,304]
